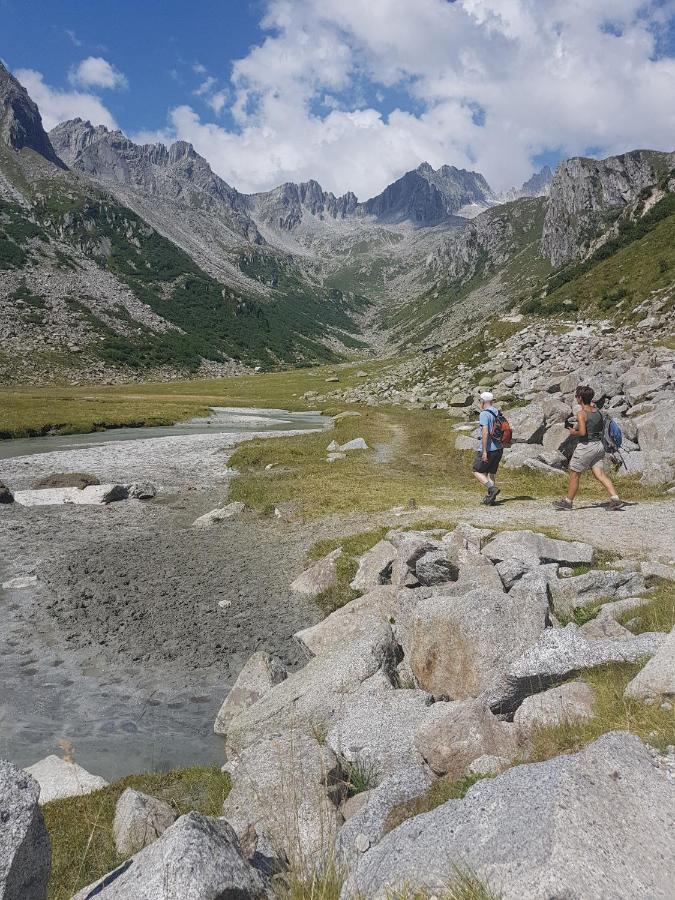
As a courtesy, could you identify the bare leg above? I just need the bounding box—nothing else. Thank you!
[566,471,581,502]
[591,465,619,498]
[473,471,490,487]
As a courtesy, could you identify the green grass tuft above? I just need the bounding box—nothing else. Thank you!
[43,765,231,900]
[617,578,675,634]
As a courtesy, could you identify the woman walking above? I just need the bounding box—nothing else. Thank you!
[553,385,623,511]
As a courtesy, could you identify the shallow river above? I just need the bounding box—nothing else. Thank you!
[0,407,328,780]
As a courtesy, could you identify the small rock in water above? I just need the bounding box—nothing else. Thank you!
[2,575,38,590]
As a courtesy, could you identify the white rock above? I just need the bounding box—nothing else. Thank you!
[25,755,108,804]
[290,548,342,597]
[624,627,675,700]
[192,501,245,528]
[13,484,128,506]
[340,438,369,452]
[2,575,38,590]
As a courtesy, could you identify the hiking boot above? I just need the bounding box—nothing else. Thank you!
[553,498,573,511]
[486,485,500,504]
[606,498,624,511]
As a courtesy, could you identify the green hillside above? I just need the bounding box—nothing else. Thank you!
[524,189,675,320]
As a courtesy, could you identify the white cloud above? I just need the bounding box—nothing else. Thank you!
[15,68,118,131]
[69,56,127,90]
[149,0,675,197]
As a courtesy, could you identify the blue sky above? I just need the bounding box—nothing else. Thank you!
[2,0,264,134]
[3,1,675,197]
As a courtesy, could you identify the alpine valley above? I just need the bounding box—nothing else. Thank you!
[1,60,674,383]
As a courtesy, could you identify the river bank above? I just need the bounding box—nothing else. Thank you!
[0,411,332,779]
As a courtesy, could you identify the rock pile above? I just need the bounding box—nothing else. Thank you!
[2,524,673,898]
[315,320,675,484]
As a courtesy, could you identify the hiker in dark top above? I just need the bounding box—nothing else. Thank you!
[472,391,503,506]
[553,385,623,511]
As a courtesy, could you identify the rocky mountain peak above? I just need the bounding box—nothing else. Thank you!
[0,62,65,167]
[361,162,495,225]
[542,148,675,266]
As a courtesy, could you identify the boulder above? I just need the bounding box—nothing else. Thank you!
[623,367,671,404]
[224,626,399,755]
[290,548,342,597]
[326,690,447,780]
[501,626,666,713]
[25,755,108,804]
[442,524,493,553]
[126,482,157,500]
[113,788,176,856]
[343,732,675,900]
[624,626,675,700]
[414,550,458,587]
[579,616,633,641]
[633,400,675,483]
[408,587,547,703]
[341,791,372,821]
[448,393,472,407]
[415,699,516,777]
[541,396,572,424]
[0,760,50,900]
[73,812,268,899]
[386,531,442,567]
[549,570,646,616]
[506,403,546,443]
[502,444,545,469]
[222,732,341,873]
[31,472,100,490]
[495,557,532,590]
[192,501,245,528]
[0,482,14,504]
[513,681,594,738]
[350,541,396,591]
[541,423,575,454]
[340,438,369,452]
[214,652,288,736]
[595,596,652,622]
[483,530,594,567]
[294,587,398,656]
[336,764,435,861]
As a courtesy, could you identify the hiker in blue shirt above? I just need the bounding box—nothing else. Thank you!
[472,391,503,505]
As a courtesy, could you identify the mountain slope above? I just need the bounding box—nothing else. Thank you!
[0,67,367,382]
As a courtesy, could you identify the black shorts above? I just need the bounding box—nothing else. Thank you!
[472,449,503,475]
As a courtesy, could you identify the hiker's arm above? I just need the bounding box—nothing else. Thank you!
[567,409,586,437]
[481,424,489,459]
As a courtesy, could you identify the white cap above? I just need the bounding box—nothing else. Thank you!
[480,391,494,402]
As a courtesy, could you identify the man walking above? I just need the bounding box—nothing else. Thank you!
[472,391,503,505]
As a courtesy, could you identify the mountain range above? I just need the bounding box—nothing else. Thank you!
[1,60,673,383]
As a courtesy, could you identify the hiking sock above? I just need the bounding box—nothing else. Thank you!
[610,494,620,501]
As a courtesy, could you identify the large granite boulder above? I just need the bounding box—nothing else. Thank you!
[214,652,287,736]
[25,755,108,804]
[624,626,675,700]
[350,541,396,591]
[549,570,646,616]
[326,689,448,780]
[343,732,675,900]
[337,764,435,862]
[294,587,398,657]
[224,626,399,755]
[408,587,547,703]
[73,812,269,899]
[483,530,594,567]
[222,732,341,874]
[0,760,50,900]
[113,789,176,856]
[513,681,594,738]
[290,549,342,597]
[415,699,517,777]
[506,403,546,443]
[499,626,666,713]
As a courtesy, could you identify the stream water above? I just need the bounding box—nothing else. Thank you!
[0,407,329,780]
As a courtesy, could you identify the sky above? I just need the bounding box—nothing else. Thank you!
[3,0,675,198]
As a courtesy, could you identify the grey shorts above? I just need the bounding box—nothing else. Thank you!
[569,442,605,473]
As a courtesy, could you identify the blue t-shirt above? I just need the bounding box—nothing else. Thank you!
[476,406,502,452]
